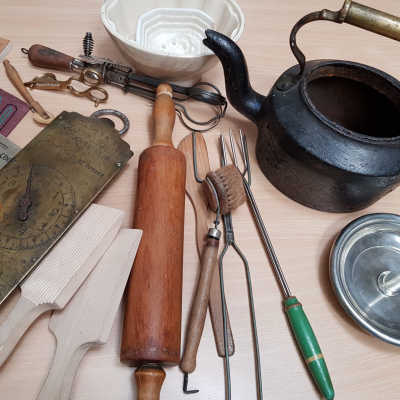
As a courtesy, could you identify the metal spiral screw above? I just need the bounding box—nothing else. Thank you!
[83,32,94,56]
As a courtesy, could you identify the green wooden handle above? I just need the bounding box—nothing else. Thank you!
[284,296,334,400]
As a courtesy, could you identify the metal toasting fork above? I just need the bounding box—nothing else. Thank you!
[219,129,263,400]
[227,132,334,400]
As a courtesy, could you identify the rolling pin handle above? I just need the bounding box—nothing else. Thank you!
[152,83,175,147]
[135,364,166,400]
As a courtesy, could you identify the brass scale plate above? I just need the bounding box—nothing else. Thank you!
[0,111,133,304]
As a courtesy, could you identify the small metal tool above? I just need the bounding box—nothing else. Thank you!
[218,129,262,400]
[24,71,108,106]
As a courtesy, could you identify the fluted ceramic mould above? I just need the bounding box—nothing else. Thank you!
[136,8,215,56]
[101,0,245,86]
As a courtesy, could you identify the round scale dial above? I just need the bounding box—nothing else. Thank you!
[0,164,76,251]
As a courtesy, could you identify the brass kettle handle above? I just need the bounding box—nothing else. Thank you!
[277,0,400,91]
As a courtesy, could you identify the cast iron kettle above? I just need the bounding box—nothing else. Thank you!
[204,0,400,213]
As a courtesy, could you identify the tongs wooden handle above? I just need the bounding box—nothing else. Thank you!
[180,235,220,375]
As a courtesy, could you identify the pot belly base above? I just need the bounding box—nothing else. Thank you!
[255,132,400,213]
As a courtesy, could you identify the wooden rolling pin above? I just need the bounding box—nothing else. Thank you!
[120,83,186,400]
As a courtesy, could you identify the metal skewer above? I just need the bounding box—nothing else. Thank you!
[241,181,291,298]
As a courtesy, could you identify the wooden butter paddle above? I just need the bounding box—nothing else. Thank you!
[37,229,142,400]
[0,204,125,366]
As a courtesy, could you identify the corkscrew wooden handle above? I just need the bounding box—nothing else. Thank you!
[26,44,75,72]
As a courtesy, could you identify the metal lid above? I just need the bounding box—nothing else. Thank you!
[330,213,400,346]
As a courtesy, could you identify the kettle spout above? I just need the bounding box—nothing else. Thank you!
[204,30,265,124]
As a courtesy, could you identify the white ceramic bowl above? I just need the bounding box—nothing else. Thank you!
[101,0,245,86]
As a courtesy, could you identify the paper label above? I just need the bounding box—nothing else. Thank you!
[0,136,21,169]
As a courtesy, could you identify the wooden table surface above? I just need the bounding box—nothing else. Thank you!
[1,0,400,399]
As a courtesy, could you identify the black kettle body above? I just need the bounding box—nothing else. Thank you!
[204,1,400,213]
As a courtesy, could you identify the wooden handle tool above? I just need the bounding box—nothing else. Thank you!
[120,83,186,400]
[25,44,76,72]
[37,229,142,400]
[178,133,234,357]
[3,59,53,123]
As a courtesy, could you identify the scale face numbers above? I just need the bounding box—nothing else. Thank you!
[0,164,75,251]
[0,111,133,304]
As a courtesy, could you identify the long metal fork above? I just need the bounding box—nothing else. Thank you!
[219,129,263,400]
[229,134,335,400]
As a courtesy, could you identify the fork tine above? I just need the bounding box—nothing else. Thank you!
[243,135,251,186]
[228,128,251,181]
[229,129,239,169]
[220,130,228,167]
[239,129,249,177]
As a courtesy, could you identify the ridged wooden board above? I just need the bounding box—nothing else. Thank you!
[178,132,235,357]
[0,203,125,366]
[37,229,142,400]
